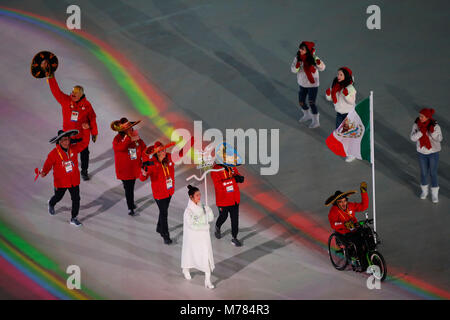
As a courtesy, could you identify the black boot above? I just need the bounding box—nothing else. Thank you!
[81,171,90,181]
[215,226,221,239]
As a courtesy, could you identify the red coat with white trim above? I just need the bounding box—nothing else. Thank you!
[41,129,90,188]
[139,153,175,200]
[113,133,146,180]
[48,77,98,142]
[210,164,241,207]
[328,192,369,234]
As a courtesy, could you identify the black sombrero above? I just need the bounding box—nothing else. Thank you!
[49,129,79,144]
[31,51,58,78]
[324,190,356,207]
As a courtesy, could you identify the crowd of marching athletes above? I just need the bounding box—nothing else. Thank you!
[34,39,443,288]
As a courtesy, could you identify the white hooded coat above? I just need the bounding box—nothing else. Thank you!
[181,199,215,273]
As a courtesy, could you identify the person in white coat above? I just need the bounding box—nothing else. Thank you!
[290,41,326,128]
[410,108,443,203]
[325,67,357,162]
[181,185,215,289]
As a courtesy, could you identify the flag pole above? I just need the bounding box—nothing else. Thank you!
[370,91,376,232]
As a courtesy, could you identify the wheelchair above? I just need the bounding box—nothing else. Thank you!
[328,212,387,281]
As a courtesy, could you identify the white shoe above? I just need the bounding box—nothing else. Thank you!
[299,108,313,123]
[308,113,320,128]
[345,155,356,162]
[431,187,439,203]
[420,185,429,199]
[182,268,191,280]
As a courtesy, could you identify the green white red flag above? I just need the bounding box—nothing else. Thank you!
[326,97,371,162]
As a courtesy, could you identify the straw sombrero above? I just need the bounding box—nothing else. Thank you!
[324,190,356,207]
[110,118,141,132]
[49,129,79,144]
[145,141,176,155]
[31,51,58,78]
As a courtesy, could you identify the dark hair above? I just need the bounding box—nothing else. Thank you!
[298,43,316,67]
[332,67,353,88]
[187,185,200,197]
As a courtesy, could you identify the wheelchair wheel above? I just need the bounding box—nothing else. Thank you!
[369,251,387,282]
[328,233,348,270]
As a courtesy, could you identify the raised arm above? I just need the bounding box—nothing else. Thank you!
[113,134,133,152]
[47,77,70,106]
[410,123,422,142]
[71,127,90,154]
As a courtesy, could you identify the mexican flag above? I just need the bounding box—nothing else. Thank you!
[326,97,371,162]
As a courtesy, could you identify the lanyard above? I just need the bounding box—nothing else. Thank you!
[56,146,70,161]
[162,163,170,178]
[336,206,352,221]
[223,167,233,179]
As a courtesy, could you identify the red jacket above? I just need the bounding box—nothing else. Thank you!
[139,153,175,200]
[48,77,98,142]
[138,138,194,200]
[328,192,369,234]
[41,129,90,188]
[210,164,242,207]
[113,134,146,180]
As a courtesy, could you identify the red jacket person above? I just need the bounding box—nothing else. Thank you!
[40,123,90,226]
[140,138,194,244]
[46,73,98,181]
[112,118,146,216]
[210,144,245,247]
[326,182,369,270]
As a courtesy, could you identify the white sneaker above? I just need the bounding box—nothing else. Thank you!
[420,185,429,199]
[345,155,356,162]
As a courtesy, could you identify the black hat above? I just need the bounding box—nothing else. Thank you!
[31,51,58,78]
[49,129,79,144]
[325,190,356,207]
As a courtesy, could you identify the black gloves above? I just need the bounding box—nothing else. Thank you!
[234,175,245,183]
[142,161,154,169]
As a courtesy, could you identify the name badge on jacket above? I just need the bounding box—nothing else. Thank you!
[226,185,234,192]
[166,178,173,189]
[71,111,79,122]
[128,148,137,160]
[64,161,73,173]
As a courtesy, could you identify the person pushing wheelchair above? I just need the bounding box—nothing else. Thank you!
[326,182,369,271]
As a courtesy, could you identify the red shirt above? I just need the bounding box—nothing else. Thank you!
[41,129,90,188]
[113,134,146,180]
[210,164,241,207]
[328,192,369,234]
[139,153,175,200]
[48,77,98,142]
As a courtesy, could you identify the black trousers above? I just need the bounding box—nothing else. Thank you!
[216,203,239,238]
[49,186,80,219]
[341,229,368,269]
[155,196,172,238]
[80,147,89,174]
[121,179,136,210]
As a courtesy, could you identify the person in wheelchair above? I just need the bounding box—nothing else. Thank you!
[326,182,369,271]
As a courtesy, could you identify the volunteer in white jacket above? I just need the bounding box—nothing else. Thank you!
[291,41,326,128]
[181,185,215,289]
[325,67,357,162]
[410,108,443,203]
